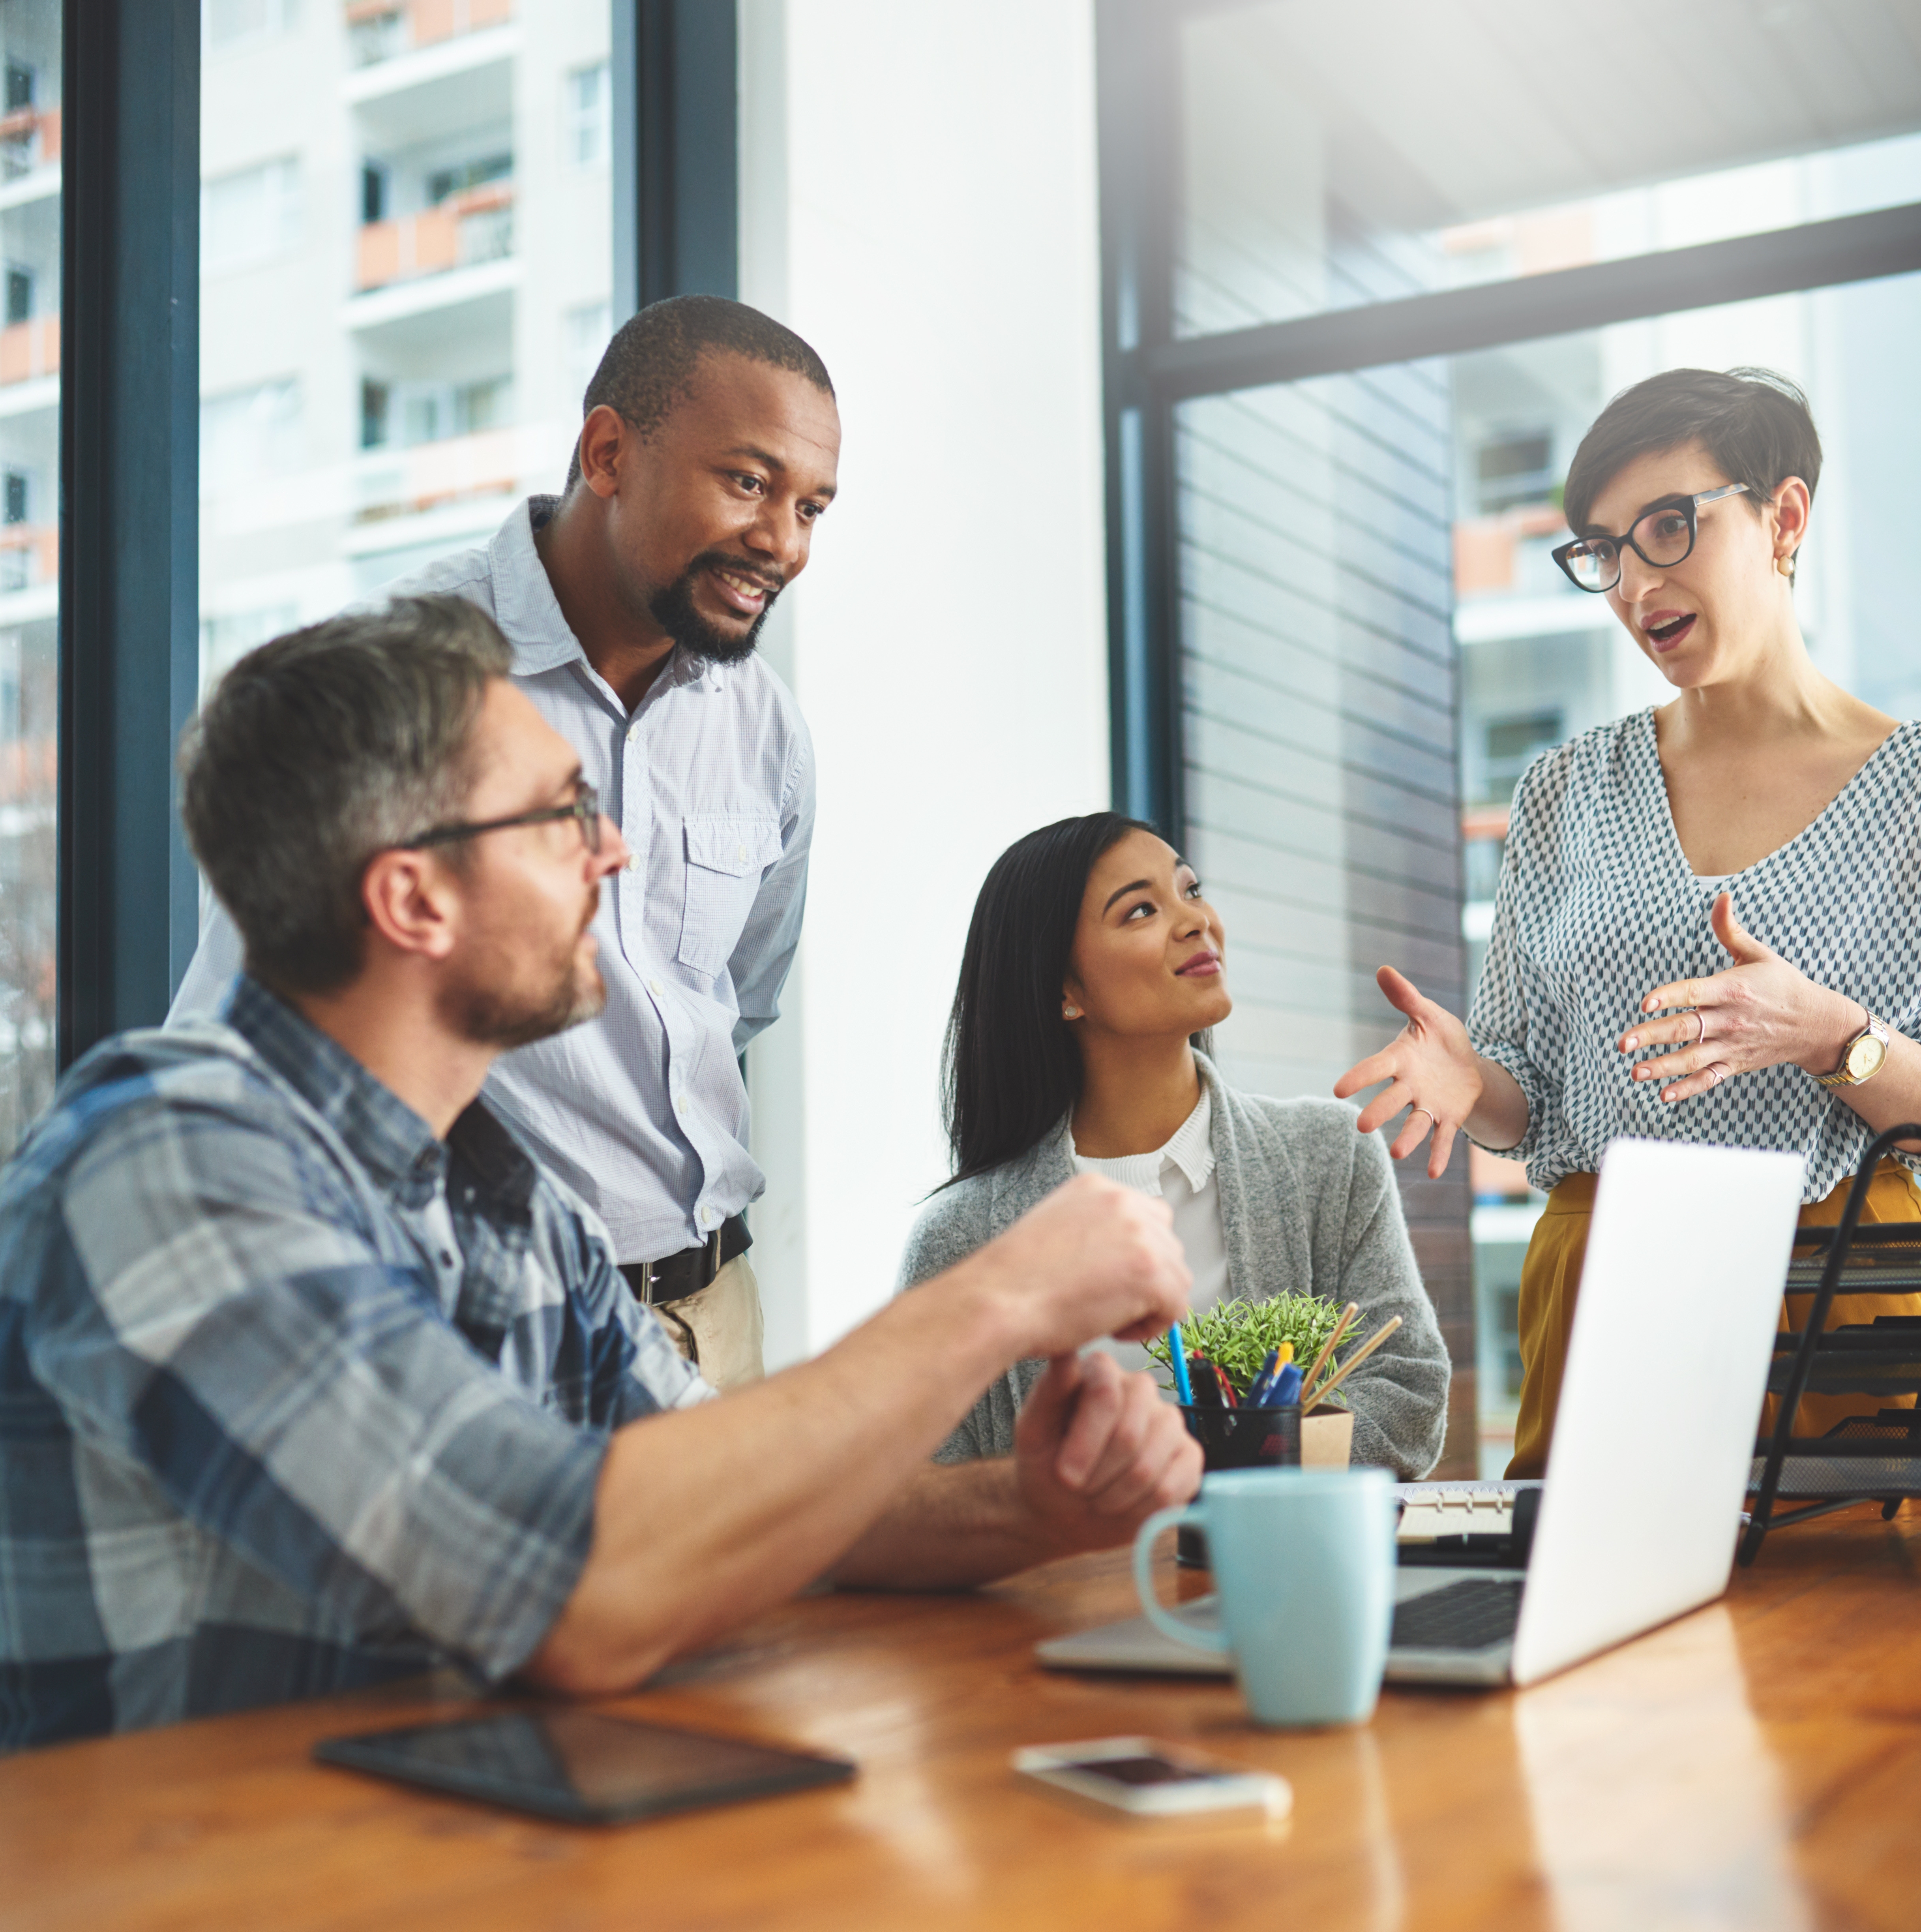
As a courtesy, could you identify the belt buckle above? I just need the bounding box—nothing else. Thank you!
[704,1226,723,1289]
[637,1259,657,1306]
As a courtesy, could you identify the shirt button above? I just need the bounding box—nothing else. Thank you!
[648,977,663,996]
[626,722,640,743]
[736,844,747,861]
[625,853,640,872]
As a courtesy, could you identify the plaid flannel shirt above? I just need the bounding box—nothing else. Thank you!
[0,977,710,1752]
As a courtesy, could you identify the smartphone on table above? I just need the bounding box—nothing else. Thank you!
[1012,1736,1291,1819]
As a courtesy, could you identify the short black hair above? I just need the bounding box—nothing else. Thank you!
[941,813,1211,1185]
[564,294,835,489]
[1563,366,1822,534]
[179,596,512,997]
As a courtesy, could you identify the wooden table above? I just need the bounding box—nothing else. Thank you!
[6,1506,1920,1932]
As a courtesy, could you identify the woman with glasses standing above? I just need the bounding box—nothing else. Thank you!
[1335,367,1921,1477]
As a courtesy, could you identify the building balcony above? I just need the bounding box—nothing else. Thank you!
[355,183,512,293]
[1452,505,1568,598]
[0,525,57,596]
[0,735,56,810]
[0,315,58,390]
[354,426,517,525]
[346,0,512,66]
[0,105,60,180]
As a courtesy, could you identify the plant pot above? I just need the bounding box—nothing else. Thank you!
[1301,1404,1353,1469]
[1175,1403,1300,1567]
[1175,1402,1352,1567]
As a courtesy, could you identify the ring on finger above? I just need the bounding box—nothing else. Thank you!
[1689,1009,1706,1046]
[1407,1106,1436,1131]
[1707,1064,1724,1086]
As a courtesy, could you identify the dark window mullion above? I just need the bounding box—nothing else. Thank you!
[57,0,200,1065]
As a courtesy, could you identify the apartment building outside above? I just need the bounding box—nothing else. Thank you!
[199,0,614,683]
[0,0,60,1158]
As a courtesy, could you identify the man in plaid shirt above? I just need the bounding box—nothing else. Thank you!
[0,598,1199,1752]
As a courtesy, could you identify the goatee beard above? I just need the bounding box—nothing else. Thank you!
[649,553,782,665]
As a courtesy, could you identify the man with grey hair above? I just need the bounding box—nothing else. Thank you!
[172,295,845,1388]
[0,599,1200,1752]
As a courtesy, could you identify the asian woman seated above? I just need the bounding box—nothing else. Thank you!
[898,812,1451,1477]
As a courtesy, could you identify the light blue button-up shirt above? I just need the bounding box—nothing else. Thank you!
[171,497,814,1263]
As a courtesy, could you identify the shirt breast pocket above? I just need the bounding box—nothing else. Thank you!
[677,815,782,978]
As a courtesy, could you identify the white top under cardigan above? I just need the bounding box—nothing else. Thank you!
[1467,709,1921,1202]
[1072,1084,1230,1376]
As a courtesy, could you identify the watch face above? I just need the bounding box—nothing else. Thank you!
[1849,1034,1888,1080]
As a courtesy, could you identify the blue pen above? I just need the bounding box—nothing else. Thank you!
[1245,1347,1281,1407]
[1270,1362,1303,1408]
[1169,1324,1194,1404]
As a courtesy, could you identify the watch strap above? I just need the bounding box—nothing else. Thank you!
[1814,1012,1890,1089]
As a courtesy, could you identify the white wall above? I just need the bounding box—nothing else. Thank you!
[739,0,1111,1362]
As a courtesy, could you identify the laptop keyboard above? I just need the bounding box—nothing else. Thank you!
[1391,1578,1524,1653]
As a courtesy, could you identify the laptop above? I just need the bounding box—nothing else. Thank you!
[1037,1137,1805,1690]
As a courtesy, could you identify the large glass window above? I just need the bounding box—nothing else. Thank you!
[0,0,58,1158]
[199,0,614,692]
[1108,0,1921,1474]
[1175,274,1921,1479]
[1447,271,1921,1463]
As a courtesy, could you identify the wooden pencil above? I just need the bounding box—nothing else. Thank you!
[1302,1301,1360,1404]
[1306,1315,1402,1410]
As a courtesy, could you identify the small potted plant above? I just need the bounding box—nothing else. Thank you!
[1145,1294,1357,1469]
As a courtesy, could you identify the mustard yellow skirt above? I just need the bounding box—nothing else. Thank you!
[1508,1158,1921,1479]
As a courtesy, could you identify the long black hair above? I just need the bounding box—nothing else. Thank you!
[941,811,1210,1185]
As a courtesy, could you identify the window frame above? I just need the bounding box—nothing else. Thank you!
[59,0,202,1062]
[1094,0,1921,842]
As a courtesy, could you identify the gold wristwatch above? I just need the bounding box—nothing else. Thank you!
[1814,1011,1891,1089]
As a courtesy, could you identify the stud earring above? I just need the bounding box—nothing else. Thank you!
[1777,553,1795,578]
[1063,1005,1081,1020]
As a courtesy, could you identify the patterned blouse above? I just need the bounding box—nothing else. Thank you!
[1467,709,1921,1203]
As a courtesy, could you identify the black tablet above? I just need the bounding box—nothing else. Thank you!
[314,1709,856,1826]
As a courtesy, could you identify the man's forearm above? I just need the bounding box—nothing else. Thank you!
[524,1176,1192,1697]
[527,1260,1029,1692]
[828,1459,1059,1591]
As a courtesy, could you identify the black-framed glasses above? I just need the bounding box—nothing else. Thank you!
[402,783,603,855]
[1550,482,1749,593]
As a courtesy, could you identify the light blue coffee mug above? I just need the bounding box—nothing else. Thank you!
[1132,1467,1397,1727]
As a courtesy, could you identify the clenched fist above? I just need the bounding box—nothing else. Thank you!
[973,1172,1192,1361]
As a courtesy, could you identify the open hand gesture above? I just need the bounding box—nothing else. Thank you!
[1619,892,1860,1100]
[1333,965,1486,1179]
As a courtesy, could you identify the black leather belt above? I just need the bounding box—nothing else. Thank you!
[620,1214,752,1307]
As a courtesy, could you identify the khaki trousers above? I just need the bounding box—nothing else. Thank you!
[651,1253,765,1391]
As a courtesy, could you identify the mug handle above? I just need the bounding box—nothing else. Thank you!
[1131,1503,1230,1654]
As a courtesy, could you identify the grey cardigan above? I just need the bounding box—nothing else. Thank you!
[897,1056,1451,1478]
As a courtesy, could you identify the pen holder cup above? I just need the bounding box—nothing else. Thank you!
[1174,1404,1353,1566]
[1175,1404,1299,1567]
